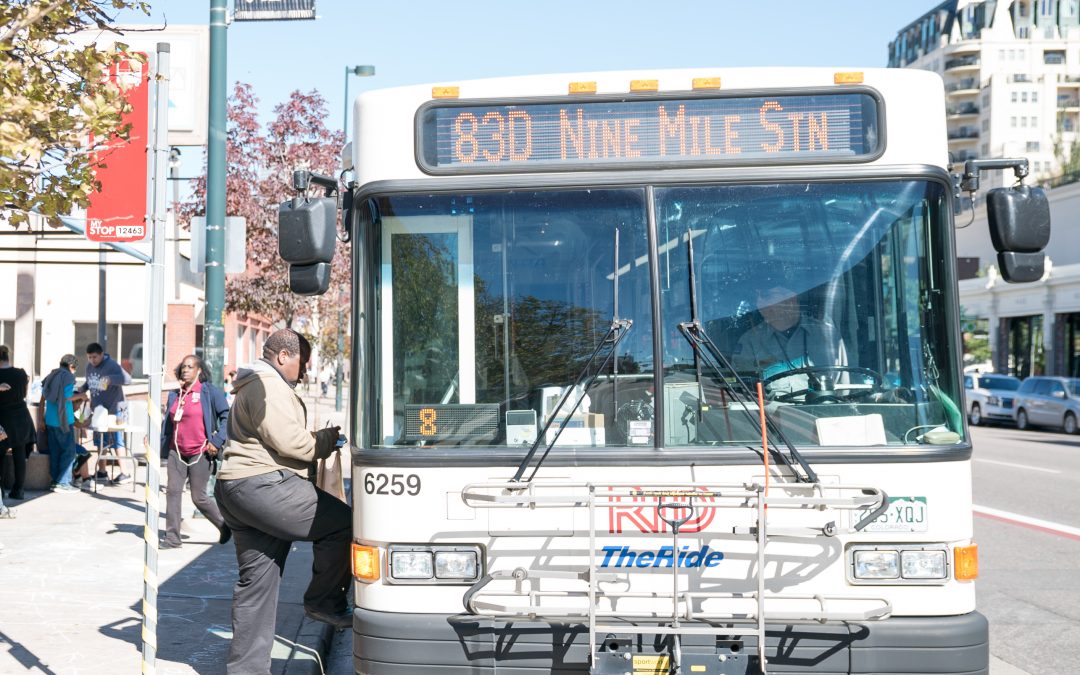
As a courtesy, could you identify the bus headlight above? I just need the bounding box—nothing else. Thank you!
[901,549,947,579]
[387,544,483,584]
[853,550,899,579]
[390,550,433,579]
[435,551,478,579]
[848,545,951,584]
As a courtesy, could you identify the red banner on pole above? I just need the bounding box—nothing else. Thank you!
[86,53,150,243]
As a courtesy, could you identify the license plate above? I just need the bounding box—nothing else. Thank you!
[633,655,670,674]
[858,496,928,532]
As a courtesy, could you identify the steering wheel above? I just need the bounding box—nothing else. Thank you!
[761,365,886,404]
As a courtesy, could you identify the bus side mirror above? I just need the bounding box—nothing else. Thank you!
[278,196,337,295]
[986,185,1050,284]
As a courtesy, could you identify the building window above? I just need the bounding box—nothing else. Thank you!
[982,119,990,131]
[1012,91,1019,102]
[1023,91,1029,102]
[1022,116,1029,127]
[73,322,145,378]
[982,143,989,155]
[1041,0,1055,16]
[1045,50,1066,64]
[983,92,991,106]
[1032,116,1038,126]
[1033,91,1038,103]
[235,325,247,364]
[1027,141,1041,151]
[1011,116,1018,127]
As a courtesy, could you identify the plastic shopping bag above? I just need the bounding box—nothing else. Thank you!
[91,405,110,432]
[316,449,346,502]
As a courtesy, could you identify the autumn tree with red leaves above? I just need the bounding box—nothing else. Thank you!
[179,83,351,360]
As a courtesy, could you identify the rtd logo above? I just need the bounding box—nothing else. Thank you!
[607,486,718,534]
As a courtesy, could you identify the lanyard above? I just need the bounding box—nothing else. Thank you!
[770,325,809,368]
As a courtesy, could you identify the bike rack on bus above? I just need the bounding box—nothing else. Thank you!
[460,480,891,675]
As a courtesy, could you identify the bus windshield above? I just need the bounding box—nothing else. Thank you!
[370,179,963,451]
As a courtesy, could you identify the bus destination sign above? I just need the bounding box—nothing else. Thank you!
[418,91,880,172]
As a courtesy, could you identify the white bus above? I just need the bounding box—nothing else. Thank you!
[279,67,1049,674]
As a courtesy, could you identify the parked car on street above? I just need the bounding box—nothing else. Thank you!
[1013,376,1080,434]
[963,373,1022,426]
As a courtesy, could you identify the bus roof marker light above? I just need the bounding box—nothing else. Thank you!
[692,77,722,90]
[568,81,597,94]
[954,544,979,581]
[432,86,460,99]
[630,79,659,92]
[834,71,864,84]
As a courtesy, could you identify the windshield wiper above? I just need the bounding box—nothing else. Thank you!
[676,232,818,484]
[512,229,632,483]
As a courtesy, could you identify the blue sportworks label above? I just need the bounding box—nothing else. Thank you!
[600,545,724,569]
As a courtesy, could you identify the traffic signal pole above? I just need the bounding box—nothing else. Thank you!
[204,0,228,387]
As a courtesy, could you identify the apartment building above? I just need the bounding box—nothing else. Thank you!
[890,0,1080,378]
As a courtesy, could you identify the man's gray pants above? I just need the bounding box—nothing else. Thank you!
[215,469,351,674]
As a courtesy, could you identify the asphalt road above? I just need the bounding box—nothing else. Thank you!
[970,424,1080,675]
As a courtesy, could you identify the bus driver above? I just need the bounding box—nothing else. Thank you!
[731,283,847,394]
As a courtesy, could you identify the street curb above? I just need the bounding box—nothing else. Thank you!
[283,617,338,674]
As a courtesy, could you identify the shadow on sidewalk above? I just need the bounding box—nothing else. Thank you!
[96,531,322,674]
[0,629,58,675]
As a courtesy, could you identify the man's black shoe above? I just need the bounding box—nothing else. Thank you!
[304,606,352,630]
[218,524,232,545]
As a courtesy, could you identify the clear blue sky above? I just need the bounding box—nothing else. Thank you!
[119,0,936,141]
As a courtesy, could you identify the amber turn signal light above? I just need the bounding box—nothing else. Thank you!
[954,544,978,581]
[352,543,381,582]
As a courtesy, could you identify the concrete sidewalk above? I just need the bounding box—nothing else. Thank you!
[0,388,350,675]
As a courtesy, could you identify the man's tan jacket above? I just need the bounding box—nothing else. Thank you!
[218,359,337,480]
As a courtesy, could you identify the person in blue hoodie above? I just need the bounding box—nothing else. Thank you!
[41,354,87,493]
[78,342,132,484]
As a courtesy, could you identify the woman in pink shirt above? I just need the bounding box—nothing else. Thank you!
[160,355,231,549]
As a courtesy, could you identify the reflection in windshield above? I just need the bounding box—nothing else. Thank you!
[372,180,963,450]
[657,181,962,447]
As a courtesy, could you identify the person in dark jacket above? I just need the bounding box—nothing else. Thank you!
[79,342,133,484]
[161,354,231,549]
[0,345,36,500]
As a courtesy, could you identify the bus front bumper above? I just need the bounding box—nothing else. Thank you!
[352,607,988,674]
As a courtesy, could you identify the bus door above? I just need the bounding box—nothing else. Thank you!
[380,215,476,445]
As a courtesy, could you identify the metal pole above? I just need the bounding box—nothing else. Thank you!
[204,0,228,387]
[98,245,107,350]
[337,65,374,412]
[335,296,344,411]
[170,148,181,301]
[141,42,170,675]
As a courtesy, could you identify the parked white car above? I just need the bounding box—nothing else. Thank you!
[963,373,1022,426]
[1013,376,1080,434]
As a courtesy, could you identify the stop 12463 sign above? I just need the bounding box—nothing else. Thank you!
[86,54,149,243]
